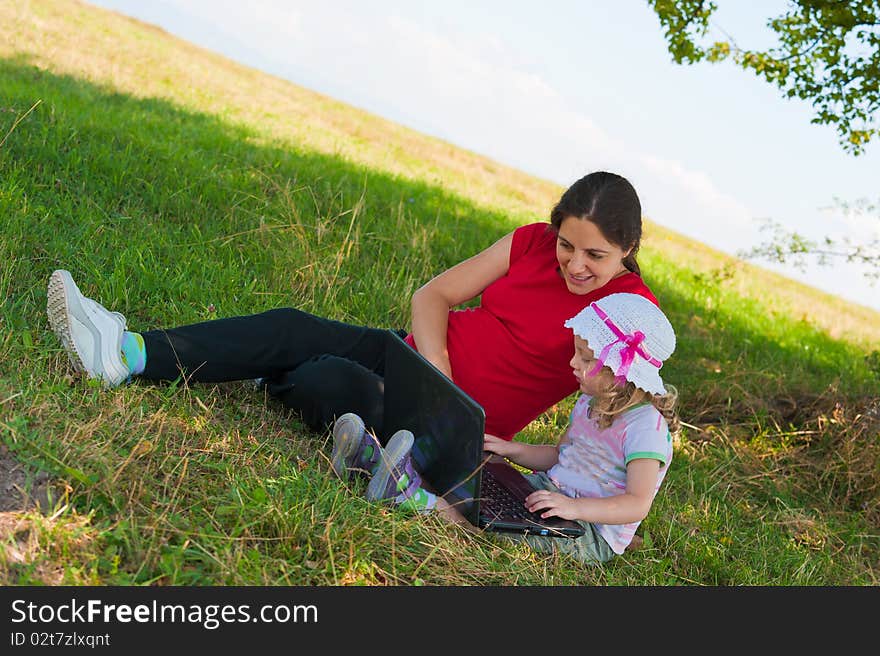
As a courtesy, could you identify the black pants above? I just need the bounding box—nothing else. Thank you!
[140,308,405,439]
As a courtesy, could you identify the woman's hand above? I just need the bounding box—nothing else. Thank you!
[524,489,581,521]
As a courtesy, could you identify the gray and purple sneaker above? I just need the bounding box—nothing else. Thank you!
[331,413,382,480]
[366,429,433,513]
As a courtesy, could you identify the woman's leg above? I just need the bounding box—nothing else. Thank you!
[47,269,396,434]
[140,308,393,383]
[261,355,385,435]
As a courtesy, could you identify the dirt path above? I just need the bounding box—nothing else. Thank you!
[0,445,54,512]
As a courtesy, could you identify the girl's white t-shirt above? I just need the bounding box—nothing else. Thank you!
[547,395,673,554]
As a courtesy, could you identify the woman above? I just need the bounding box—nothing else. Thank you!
[47,171,658,442]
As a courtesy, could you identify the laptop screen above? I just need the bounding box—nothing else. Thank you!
[381,331,485,526]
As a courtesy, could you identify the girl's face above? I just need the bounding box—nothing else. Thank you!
[570,335,614,395]
[555,215,631,295]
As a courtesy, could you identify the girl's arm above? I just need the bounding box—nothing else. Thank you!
[410,232,513,379]
[483,432,562,473]
[525,458,661,525]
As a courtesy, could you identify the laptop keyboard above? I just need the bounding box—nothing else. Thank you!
[479,469,542,521]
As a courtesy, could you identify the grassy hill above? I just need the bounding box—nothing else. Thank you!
[1,0,878,585]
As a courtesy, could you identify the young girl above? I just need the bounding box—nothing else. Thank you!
[337,292,679,561]
[47,171,658,449]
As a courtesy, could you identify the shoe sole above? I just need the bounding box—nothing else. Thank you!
[330,414,365,479]
[46,270,127,387]
[366,429,414,502]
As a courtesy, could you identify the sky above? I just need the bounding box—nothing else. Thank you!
[85,0,880,311]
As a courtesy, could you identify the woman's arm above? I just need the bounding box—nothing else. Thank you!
[410,232,513,378]
[525,458,661,525]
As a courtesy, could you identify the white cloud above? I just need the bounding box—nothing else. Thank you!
[636,154,756,247]
[285,6,765,258]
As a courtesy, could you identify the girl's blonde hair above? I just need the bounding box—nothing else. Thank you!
[588,380,680,433]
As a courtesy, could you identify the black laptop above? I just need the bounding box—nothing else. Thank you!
[381,330,584,538]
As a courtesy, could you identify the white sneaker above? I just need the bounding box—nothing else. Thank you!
[46,270,129,387]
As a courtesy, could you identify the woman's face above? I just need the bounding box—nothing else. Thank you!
[555,215,630,295]
[569,336,613,396]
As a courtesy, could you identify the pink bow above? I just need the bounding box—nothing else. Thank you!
[587,303,662,386]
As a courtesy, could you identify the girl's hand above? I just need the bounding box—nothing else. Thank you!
[484,436,559,472]
[524,489,581,521]
[483,434,518,459]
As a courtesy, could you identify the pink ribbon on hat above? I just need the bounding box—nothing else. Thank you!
[587,302,662,386]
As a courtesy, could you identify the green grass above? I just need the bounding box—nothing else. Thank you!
[1,1,879,586]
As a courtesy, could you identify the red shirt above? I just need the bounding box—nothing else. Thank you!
[406,222,657,440]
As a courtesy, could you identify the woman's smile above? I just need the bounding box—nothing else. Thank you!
[566,270,595,288]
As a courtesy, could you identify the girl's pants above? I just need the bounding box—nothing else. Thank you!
[139,308,406,438]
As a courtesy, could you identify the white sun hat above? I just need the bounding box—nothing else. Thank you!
[564,293,676,395]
